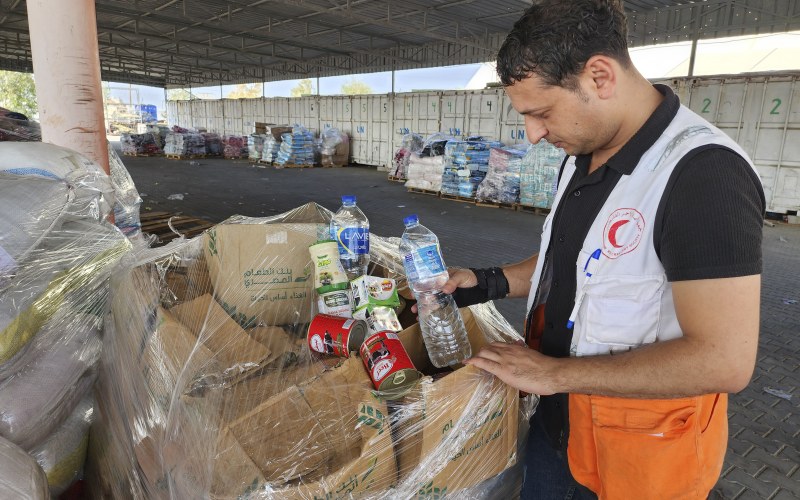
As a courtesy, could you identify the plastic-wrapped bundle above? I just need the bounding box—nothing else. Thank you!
[164,132,206,156]
[120,133,162,156]
[519,140,566,209]
[28,395,93,496]
[203,132,223,156]
[319,129,349,168]
[261,135,280,163]
[172,125,190,134]
[440,139,503,198]
[404,154,446,192]
[0,107,41,142]
[390,133,424,180]
[476,146,528,204]
[224,135,249,159]
[0,435,49,499]
[87,202,536,499]
[420,132,453,158]
[0,143,132,495]
[248,134,268,161]
[109,147,144,241]
[274,126,315,166]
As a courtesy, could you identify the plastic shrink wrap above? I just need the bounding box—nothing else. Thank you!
[390,133,423,180]
[0,435,49,499]
[0,107,41,142]
[519,140,566,209]
[275,126,315,166]
[475,146,528,205]
[320,128,349,168]
[404,133,454,193]
[120,133,163,156]
[164,132,206,157]
[0,143,132,495]
[440,140,503,199]
[86,202,535,499]
[202,132,224,157]
[248,134,268,161]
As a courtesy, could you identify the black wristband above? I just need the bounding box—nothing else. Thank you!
[472,267,510,300]
[450,267,510,307]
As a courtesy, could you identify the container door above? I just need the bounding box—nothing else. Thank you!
[466,89,501,140]
[441,91,467,140]
[500,91,527,146]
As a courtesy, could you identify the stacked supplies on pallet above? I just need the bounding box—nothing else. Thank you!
[476,145,528,204]
[519,139,566,209]
[0,142,131,496]
[403,133,453,192]
[202,132,223,156]
[390,133,424,180]
[0,108,41,142]
[223,136,249,159]
[120,133,163,156]
[440,138,503,199]
[262,135,279,163]
[274,126,315,166]
[248,134,268,161]
[164,132,205,156]
[319,128,349,167]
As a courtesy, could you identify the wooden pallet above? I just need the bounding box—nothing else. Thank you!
[516,204,551,215]
[139,211,215,246]
[165,154,206,160]
[440,192,476,203]
[257,159,273,165]
[223,156,248,160]
[475,200,517,210]
[122,152,161,157]
[406,187,440,197]
[387,175,406,183]
[279,163,315,168]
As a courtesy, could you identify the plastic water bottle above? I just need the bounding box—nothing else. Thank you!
[400,214,471,367]
[330,195,370,279]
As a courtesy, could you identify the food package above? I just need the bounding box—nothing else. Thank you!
[0,143,132,495]
[223,135,249,159]
[440,139,503,199]
[120,133,163,156]
[248,134,268,161]
[202,132,224,156]
[390,133,424,180]
[86,202,536,499]
[164,132,206,156]
[275,126,315,166]
[475,145,528,205]
[519,140,566,209]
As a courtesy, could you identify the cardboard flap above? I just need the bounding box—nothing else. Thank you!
[170,294,272,380]
[227,384,331,483]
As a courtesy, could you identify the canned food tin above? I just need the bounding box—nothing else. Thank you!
[360,331,420,397]
[308,314,368,358]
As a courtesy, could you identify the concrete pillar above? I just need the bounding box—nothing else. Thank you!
[26,0,110,175]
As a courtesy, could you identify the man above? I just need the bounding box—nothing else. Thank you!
[446,1,765,498]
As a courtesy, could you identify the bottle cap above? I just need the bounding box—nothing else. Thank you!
[342,195,356,204]
[403,214,418,226]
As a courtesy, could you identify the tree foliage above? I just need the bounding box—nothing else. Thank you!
[0,70,37,117]
[290,79,313,97]
[340,79,373,95]
[226,83,262,99]
[166,88,194,101]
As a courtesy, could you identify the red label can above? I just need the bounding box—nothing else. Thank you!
[360,331,420,397]
[308,314,368,358]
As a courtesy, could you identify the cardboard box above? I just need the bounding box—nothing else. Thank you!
[395,308,519,494]
[218,357,397,499]
[203,223,324,326]
[170,294,272,383]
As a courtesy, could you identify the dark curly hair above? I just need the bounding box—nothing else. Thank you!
[497,0,632,90]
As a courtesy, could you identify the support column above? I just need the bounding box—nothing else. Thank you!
[26,0,109,175]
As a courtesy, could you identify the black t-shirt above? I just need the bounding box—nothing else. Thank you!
[534,84,766,451]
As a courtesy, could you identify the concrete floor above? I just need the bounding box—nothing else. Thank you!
[119,151,800,499]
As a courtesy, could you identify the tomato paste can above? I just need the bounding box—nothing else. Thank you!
[360,331,420,397]
[307,314,368,358]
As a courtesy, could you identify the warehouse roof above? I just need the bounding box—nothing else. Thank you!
[0,0,798,88]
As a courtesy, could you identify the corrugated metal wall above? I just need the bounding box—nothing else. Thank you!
[163,73,800,212]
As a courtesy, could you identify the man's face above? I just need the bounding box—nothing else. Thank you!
[504,73,613,156]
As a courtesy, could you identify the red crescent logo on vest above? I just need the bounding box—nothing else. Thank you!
[602,208,645,258]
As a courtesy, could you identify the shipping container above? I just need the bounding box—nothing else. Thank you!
[654,72,800,213]
[242,98,266,134]
[223,99,243,135]
[369,94,391,167]
[465,89,502,140]
[499,92,528,146]
[440,91,468,140]
[318,96,337,132]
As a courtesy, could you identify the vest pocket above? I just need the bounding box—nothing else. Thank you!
[577,274,665,352]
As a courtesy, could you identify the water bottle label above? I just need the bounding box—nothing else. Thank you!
[416,244,445,276]
[334,227,370,255]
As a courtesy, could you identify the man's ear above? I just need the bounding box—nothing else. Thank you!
[582,55,617,99]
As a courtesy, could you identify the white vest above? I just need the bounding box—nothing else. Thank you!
[526,105,758,357]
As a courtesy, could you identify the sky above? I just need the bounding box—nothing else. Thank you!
[103,30,800,119]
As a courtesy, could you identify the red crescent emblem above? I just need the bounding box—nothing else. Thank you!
[607,220,630,248]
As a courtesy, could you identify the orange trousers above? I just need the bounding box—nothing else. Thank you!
[567,392,728,499]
